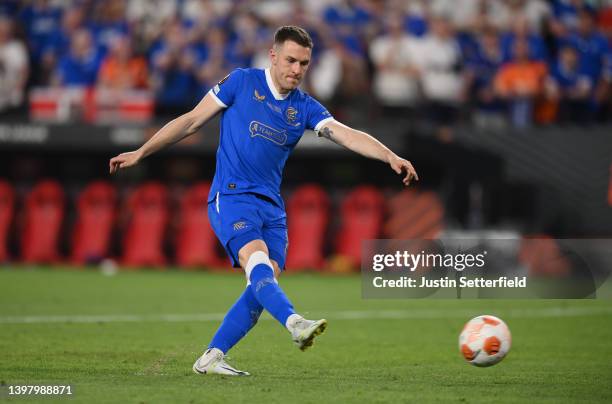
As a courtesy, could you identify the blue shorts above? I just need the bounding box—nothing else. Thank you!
[208,192,288,270]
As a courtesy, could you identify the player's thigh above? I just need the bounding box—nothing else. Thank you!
[209,193,264,268]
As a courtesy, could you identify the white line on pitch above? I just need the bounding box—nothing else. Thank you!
[0,306,611,324]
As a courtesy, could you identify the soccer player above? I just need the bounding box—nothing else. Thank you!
[109,26,418,376]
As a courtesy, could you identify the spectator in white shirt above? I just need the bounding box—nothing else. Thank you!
[416,15,464,139]
[0,16,29,114]
[369,14,422,114]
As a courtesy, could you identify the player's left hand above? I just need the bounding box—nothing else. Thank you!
[389,156,419,186]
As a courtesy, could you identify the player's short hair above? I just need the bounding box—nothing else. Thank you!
[274,26,313,49]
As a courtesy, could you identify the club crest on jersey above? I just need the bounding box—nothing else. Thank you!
[253,89,266,102]
[286,107,298,123]
[249,121,287,145]
[233,221,247,231]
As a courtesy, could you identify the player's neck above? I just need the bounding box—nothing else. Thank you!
[272,78,290,96]
[266,68,291,100]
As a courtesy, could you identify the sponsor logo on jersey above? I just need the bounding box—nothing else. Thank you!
[253,89,266,102]
[249,121,287,145]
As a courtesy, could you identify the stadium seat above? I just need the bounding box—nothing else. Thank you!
[0,181,15,263]
[21,180,65,264]
[335,186,385,269]
[286,184,330,270]
[121,182,169,268]
[384,190,445,239]
[175,182,223,268]
[71,181,117,265]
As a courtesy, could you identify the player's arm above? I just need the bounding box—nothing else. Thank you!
[109,93,223,174]
[317,120,419,186]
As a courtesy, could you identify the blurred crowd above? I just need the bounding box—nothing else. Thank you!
[1,0,612,128]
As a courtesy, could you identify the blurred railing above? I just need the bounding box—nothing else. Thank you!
[29,88,154,124]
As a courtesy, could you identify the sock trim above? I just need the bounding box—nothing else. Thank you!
[245,250,272,281]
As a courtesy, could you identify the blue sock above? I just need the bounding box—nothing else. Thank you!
[249,262,295,326]
[208,287,263,353]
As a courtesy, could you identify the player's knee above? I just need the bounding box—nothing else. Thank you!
[238,239,268,268]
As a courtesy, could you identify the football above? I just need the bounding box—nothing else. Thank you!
[459,315,512,367]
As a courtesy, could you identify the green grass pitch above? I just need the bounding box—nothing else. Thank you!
[1,268,611,403]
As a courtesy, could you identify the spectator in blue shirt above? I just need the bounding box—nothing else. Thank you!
[551,0,594,33]
[38,7,87,85]
[466,28,506,126]
[150,21,199,115]
[559,9,608,83]
[194,26,234,99]
[53,29,103,86]
[44,7,87,58]
[323,0,373,57]
[89,0,130,54]
[545,45,593,123]
[19,0,63,63]
[500,15,549,63]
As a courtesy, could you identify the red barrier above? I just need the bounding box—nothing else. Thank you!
[0,181,15,262]
[175,182,222,268]
[122,182,168,267]
[21,180,65,263]
[71,181,117,264]
[336,186,385,268]
[286,184,329,270]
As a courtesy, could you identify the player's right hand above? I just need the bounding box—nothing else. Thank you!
[388,155,419,186]
[109,150,142,174]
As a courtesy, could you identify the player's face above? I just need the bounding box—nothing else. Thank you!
[270,40,311,93]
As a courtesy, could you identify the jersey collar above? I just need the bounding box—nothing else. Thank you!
[265,68,290,100]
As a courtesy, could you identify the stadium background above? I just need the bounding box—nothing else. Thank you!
[1,1,612,402]
[1,0,611,267]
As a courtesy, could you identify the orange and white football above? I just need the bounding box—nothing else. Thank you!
[459,315,512,367]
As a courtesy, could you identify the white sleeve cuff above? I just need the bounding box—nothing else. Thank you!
[314,117,335,133]
[208,89,228,108]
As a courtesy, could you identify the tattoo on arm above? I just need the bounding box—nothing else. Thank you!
[318,126,334,141]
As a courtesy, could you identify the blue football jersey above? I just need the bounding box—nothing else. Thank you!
[207,68,334,208]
